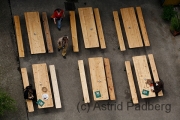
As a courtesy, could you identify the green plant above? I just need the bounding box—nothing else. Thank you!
[0,90,16,116]
[162,5,177,21]
[170,15,180,31]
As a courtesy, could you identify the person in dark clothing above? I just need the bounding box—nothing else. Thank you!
[152,80,164,95]
[24,85,36,101]
[146,79,164,95]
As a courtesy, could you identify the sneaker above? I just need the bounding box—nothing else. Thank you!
[58,28,61,31]
[63,56,66,59]
[58,48,60,51]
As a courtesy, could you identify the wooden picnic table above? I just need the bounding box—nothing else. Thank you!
[24,12,46,54]
[32,63,53,108]
[120,7,143,48]
[88,57,109,101]
[132,55,156,98]
[78,7,99,48]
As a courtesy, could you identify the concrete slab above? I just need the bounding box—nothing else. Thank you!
[0,0,180,120]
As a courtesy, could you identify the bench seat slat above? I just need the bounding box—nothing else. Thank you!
[125,61,138,104]
[78,60,90,103]
[21,68,34,112]
[49,65,62,108]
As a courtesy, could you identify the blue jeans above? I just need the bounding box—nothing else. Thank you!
[56,18,62,29]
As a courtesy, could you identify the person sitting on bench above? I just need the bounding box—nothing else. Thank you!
[152,80,164,95]
[24,84,36,101]
[146,79,164,95]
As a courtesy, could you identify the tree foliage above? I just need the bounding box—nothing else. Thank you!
[0,90,16,116]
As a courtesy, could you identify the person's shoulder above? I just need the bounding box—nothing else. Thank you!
[58,37,63,41]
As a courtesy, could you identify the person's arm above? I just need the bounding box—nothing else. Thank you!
[53,18,56,24]
[57,37,62,46]
[57,39,60,45]
[52,11,57,24]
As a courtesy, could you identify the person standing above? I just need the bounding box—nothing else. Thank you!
[51,8,65,31]
[57,35,68,59]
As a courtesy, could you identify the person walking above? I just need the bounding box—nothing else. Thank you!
[57,35,68,59]
[51,8,65,31]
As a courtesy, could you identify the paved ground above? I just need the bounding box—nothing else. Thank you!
[0,0,180,120]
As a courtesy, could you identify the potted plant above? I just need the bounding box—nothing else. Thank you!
[170,15,180,36]
[162,5,177,21]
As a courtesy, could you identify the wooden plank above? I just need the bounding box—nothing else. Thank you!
[42,12,54,53]
[132,55,156,98]
[125,61,138,104]
[88,57,109,101]
[78,60,90,103]
[148,54,163,96]
[78,7,99,48]
[94,8,106,49]
[84,7,99,48]
[21,68,34,112]
[14,16,25,57]
[104,58,115,100]
[69,11,79,52]
[78,8,89,48]
[49,65,62,108]
[32,63,53,108]
[120,7,143,48]
[24,12,46,54]
[136,7,150,46]
[113,11,126,51]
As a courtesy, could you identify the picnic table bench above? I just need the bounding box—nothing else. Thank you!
[32,63,53,108]
[49,65,62,108]
[42,12,53,53]
[104,58,116,100]
[120,7,143,48]
[24,12,46,54]
[78,60,90,103]
[69,11,79,52]
[132,55,156,98]
[148,54,163,96]
[14,16,25,57]
[94,8,106,49]
[21,68,34,112]
[78,7,99,48]
[88,57,109,101]
[125,61,138,104]
[113,11,126,51]
[136,7,150,46]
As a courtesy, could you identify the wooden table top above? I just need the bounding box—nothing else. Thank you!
[78,7,99,48]
[88,57,109,101]
[120,7,143,48]
[132,55,156,98]
[24,12,46,54]
[32,63,53,108]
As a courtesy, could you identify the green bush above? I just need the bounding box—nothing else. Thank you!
[162,5,177,21]
[170,15,180,31]
[0,90,16,116]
